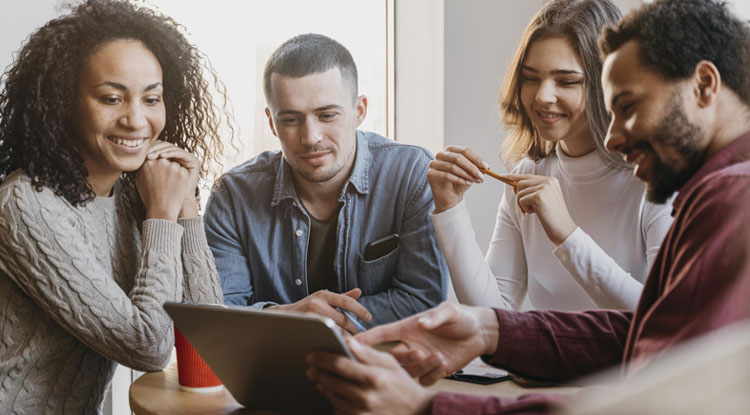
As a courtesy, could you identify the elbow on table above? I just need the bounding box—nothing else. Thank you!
[124,348,173,372]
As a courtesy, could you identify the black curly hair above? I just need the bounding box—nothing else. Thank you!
[0,0,234,206]
[599,0,750,106]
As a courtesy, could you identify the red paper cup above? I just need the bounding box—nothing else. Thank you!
[174,324,223,393]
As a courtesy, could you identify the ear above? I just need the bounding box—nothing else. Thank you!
[265,107,278,137]
[693,60,721,108]
[354,95,368,128]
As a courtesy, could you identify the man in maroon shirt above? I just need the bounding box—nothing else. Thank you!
[305,0,750,414]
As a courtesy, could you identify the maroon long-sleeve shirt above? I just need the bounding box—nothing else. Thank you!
[432,133,750,415]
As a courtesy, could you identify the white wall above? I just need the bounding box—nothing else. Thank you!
[442,0,545,252]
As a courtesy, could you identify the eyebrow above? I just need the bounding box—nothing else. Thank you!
[521,65,583,75]
[94,81,163,92]
[276,104,344,116]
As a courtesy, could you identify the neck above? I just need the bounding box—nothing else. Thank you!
[558,131,597,157]
[87,171,121,197]
[293,172,348,221]
[706,92,750,159]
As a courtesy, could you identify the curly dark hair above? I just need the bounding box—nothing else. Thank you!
[0,0,234,206]
[599,0,750,107]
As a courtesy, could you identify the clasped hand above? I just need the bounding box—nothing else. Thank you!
[356,302,499,385]
[136,140,200,221]
[305,303,500,415]
[506,173,577,246]
[267,288,372,335]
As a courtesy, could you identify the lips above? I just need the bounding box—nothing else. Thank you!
[535,109,566,125]
[299,151,331,166]
[624,147,651,180]
[107,136,146,148]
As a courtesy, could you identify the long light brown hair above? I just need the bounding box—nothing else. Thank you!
[499,0,627,168]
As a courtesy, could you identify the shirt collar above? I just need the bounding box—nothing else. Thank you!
[270,130,371,207]
[672,131,750,213]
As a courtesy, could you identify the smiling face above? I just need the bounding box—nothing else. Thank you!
[602,40,707,203]
[74,39,165,185]
[265,68,366,188]
[520,36,594,156]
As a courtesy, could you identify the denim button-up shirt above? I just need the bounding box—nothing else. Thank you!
[204,131,449,327]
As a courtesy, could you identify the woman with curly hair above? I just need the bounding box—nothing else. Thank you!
[428,0,674,311]
[0,0,232,412]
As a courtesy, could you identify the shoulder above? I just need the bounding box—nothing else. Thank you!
[213,151,282,193]
[685,160,750,212]
[361,132,433,180]
[673,161,750,243]
[0,171,65,215]
[363,131,434,166]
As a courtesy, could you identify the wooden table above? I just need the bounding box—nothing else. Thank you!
[129,362,579,415]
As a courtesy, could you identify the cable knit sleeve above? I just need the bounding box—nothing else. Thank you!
[431,193,528,310]
[551,191,673,310]
[178,216,223,305]
[0,181,182,371]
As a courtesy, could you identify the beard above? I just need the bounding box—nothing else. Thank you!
[292,143,354,183]
[642,95,705,204]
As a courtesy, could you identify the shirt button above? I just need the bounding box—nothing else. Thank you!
[295,229,303,237]
[294,279,302,286]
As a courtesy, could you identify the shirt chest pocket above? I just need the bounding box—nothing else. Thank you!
[357,246,399,295]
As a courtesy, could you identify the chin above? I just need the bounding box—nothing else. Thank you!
[115,158,148,173]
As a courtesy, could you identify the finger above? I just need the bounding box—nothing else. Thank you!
[342,288,362,300]
[309,367,363,406]
[309,350,373,386]
[427,168,474,187]
[452,146,490,170]
[316,383,363,415]
[329,292,371,322]
[354,318,410,345]
[347,337,399,369]
[503,173,534,182]
[151,150,199,169]
[146,141,174,157]
[389,346,428,366]
[403,352,447,382]
[313,306,360,334]
[147,139,168,150]
[418,357,452,386]
[433,154,483,182]
[416,303,458,330]
[516,184,544,199]
[517,196,530,215]
[429,159,479,183]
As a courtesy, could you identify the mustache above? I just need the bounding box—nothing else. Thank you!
[297,144,335,155]
[622,141,652,157]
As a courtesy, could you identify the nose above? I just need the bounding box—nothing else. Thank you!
[120,102,148,130]
[604,120,626,154]
[535,80,557,105]
[300,118,323,146]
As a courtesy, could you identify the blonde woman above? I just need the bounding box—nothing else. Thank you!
[428,0,673,311]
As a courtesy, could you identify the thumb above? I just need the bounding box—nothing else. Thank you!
[417,304,455,330]
[348,337,398,369]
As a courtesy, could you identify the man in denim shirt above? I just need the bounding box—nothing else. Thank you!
[204,34,449,332]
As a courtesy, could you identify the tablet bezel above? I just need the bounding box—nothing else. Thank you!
[163,302,352,414]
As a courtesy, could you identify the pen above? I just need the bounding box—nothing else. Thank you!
[336,307,366,333]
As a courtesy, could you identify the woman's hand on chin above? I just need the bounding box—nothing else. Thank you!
[145,140,201,218]
[136,157,190,222]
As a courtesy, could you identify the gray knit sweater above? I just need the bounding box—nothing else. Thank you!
[0,171,223,414]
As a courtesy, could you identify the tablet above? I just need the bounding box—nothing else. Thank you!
[163,302,353,414]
